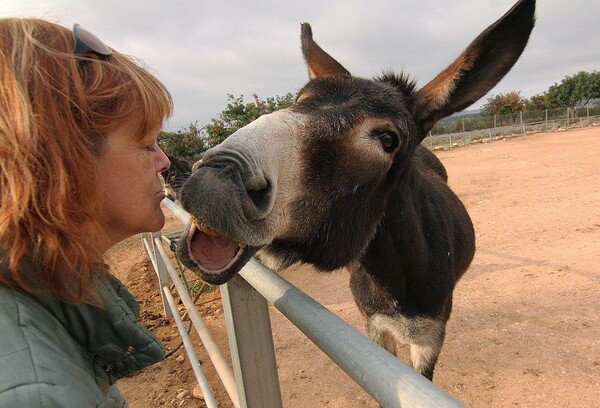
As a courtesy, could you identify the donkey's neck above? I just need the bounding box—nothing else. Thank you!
[356,147,474,296]
[360,163,429,278]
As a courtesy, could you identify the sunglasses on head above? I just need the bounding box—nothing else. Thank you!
[72,23,112,58]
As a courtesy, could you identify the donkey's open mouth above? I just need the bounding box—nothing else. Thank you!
[188,219,246,271]
[182,216,257,285]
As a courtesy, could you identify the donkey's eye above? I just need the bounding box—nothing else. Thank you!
[378,132,398,153]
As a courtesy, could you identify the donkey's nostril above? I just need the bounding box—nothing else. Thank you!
[247,183,272,213]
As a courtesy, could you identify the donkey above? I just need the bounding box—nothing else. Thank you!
[177,0,535,380]
[161,154,194,201]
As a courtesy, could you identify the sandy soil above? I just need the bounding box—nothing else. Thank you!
[109,126,600,407]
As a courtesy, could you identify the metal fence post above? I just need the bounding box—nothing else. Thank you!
[520,111,525,134]
[221,275,283,408]
[142,232,172,317]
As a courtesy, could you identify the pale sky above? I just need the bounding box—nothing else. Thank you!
[2,0,598,131]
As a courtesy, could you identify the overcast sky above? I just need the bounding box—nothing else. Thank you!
[2,0,598,131]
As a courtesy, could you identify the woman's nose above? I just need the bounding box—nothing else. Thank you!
[157,147,171,173]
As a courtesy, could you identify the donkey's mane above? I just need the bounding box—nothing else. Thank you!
[375,71,418,100]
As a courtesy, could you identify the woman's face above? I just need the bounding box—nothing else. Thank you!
[96,119,170,251]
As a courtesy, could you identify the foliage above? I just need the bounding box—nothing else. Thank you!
[204,93,295,147]
[525,93,548,111]
[158,121,207,160]
[187,280,208,297]
[545,71,600,114]
[157,92,295,159]
[480,91,526,124]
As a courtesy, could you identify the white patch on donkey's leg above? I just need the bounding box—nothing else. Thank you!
[369,313,446,380]
[409,330,445,380]
[366,318,397,356]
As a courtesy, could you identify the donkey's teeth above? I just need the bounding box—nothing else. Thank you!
[191,216,220,237]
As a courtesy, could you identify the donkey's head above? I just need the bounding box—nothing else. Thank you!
[177,0,535,284]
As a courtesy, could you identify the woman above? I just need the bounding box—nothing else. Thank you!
[0,18,172,407]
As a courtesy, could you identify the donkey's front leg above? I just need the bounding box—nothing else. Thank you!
[369,312,447,381]
[366,318,397,356]
[409,322,446,381]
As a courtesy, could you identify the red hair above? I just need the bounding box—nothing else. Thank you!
[0,18,172,303]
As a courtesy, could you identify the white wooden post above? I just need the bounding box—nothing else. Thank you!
[221,275,283,408]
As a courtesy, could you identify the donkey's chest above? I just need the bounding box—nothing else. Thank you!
[349,260,453,320]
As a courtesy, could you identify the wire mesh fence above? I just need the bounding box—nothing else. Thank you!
[424,106,600,150]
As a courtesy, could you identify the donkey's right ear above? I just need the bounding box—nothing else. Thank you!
[413,0,536,137]
[301,23,351,80]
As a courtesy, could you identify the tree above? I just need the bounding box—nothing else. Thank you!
[205,93,295,147]
[545,71,600,115]
[158,121,206,159]
[480,91,526,124]
[525,93,548,111]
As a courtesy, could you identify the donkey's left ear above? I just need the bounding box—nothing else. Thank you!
[301,23,351,79]
[414,0,536,137]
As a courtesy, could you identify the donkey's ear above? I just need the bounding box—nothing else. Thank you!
[414,0,536,136]
[301,23,351,79]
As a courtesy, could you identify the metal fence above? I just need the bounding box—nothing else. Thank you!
[142,198,465,408]
[425,107,600,150]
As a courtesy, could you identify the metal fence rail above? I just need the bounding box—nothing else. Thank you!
[143,198,465,407]
[142,232,240,408]
[237,258,464,408]
[162,287,219,407]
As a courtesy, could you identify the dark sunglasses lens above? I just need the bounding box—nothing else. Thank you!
[72,24,112,56]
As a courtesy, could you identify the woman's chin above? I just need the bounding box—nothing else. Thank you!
[143,211,166,234]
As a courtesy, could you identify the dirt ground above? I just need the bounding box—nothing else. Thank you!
[108,126,600,407]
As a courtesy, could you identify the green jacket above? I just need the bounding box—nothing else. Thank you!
[0,257,165,407]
